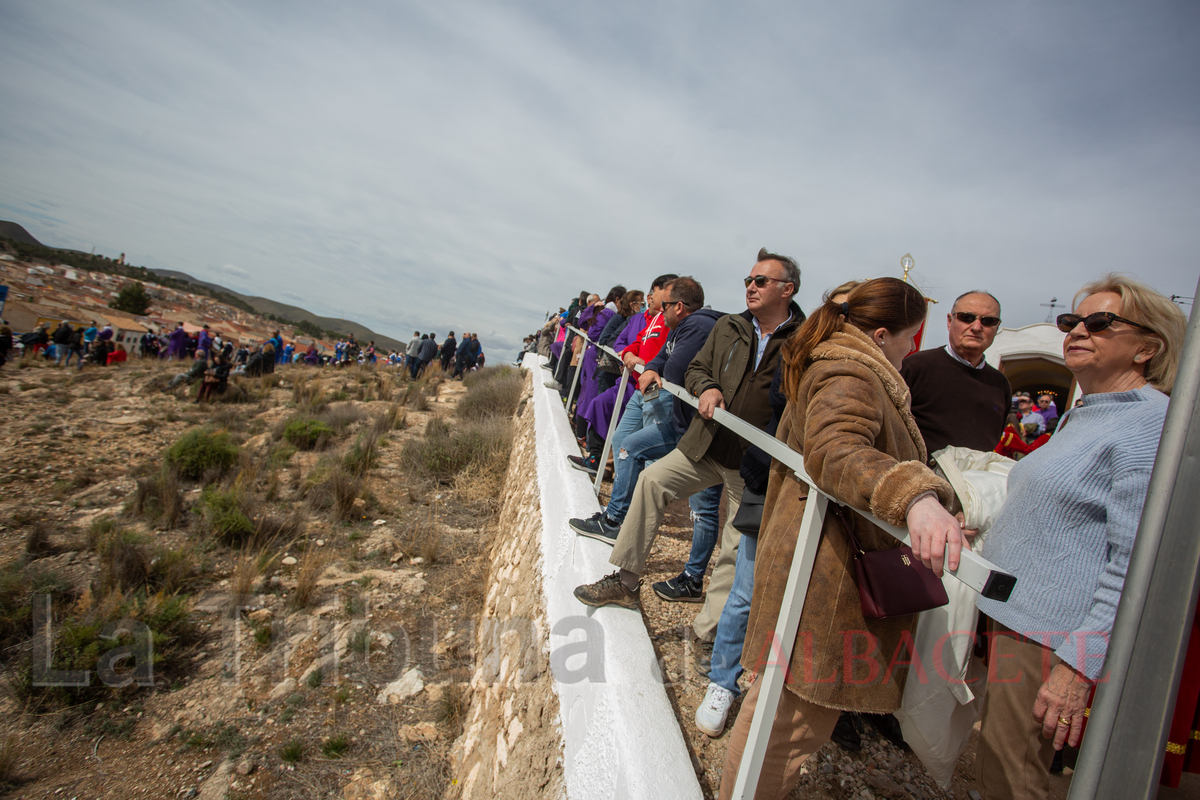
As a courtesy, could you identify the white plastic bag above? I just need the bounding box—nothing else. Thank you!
[895,447,1015,788]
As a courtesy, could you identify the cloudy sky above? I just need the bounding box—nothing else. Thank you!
[2,1,1198,355]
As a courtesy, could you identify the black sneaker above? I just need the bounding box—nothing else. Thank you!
[568,454,599,476]
[569,513,621,545]
[862,712,911,752]
[653,571,705,603]
[830,712,861,752]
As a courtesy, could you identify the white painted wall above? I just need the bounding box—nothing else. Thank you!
[523,354,703,800]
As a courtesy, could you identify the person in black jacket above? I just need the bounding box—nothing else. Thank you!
[51,321,73,366]
[439,331,457,372]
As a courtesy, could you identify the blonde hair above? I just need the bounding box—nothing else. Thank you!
[1074,273,1187,394]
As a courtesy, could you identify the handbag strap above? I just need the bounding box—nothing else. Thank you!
[830,504,865,556]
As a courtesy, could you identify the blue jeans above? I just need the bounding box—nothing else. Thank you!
[610,390,671,456]
[709,532,756,694]
[684,485,722,579]
[605,397,680,524]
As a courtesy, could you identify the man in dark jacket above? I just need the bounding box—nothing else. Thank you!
[52,321,73,366]
[439,332,457,371]
[575,248,806,653]
[452,333,472,379]
[417,333,438,376]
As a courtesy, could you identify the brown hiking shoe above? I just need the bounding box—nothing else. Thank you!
[573,572,640,609]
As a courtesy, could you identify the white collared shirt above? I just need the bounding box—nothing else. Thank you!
[944,344,986,370]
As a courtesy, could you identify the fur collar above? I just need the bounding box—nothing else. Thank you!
[810,325,928,463]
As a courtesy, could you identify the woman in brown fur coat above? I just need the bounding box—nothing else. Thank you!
[720,277,965,799]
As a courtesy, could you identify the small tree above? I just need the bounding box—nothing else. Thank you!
[110,281,151,316]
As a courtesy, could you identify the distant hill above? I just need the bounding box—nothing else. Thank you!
[0,221,44,247]
[1,221,404,352]
[150,268,403,352]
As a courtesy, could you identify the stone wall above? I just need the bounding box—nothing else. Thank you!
[449,377,566,799]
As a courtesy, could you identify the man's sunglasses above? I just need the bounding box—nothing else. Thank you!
[1057,312,1157,335]
[952,311,1001,328]
[744,275,789,288]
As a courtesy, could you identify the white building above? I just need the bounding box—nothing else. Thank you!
[990,323,1075,408]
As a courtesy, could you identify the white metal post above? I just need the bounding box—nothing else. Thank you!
[594,365,631,495]
[730,492,829,798]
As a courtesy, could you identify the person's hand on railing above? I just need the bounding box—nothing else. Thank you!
[638,369,663,393]
[698,387,725,420]
[906,494,964,576]
[622,352,645,370]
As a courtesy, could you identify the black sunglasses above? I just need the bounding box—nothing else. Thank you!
[744,275,789,288]
[952,311,1001,328]
[1056,312,1156,335]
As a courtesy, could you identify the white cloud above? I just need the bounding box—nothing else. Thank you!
[1,1,1198,356]
[216,263,250,279]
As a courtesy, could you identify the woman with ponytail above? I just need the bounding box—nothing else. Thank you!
[720,277,966,798]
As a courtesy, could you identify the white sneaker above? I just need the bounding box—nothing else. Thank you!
[543,379,562,390]
[695,682,735,737]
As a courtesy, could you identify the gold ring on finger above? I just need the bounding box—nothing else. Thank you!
[1058,717,1070,726]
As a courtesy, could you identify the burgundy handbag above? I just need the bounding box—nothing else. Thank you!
[831,505,949,620]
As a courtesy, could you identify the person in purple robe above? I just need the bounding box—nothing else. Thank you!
[572,287,624,440]
[167,323,189,360]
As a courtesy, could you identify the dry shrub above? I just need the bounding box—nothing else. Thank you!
[0,733,21,786]
[315,404,365,434]
[216,379,250,404]
[131,466,184,529]
[24,522,57,559]
[97,531,150,593]
[253,512,304,550]
[456,367,523,421]
[404,384,430,411]
[437,680,469,729]
[232,550,268,601]
[343,427,381,476]
[304,459,364,522]
[401,417,511,484]
[374,403,406,434]
[289,551,328,610]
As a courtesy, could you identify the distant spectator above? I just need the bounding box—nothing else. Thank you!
[107,343,128,366]
[169,350,208,388]
[440,331,457,371]
[52,320,73,366]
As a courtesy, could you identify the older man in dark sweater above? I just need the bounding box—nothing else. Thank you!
[901,290,1011,458]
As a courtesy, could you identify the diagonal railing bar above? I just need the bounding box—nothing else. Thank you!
[564,324,1015,799]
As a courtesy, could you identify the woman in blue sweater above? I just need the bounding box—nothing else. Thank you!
[974,275,1186,800]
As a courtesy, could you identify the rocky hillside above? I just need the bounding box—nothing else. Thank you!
[0,354,525,798]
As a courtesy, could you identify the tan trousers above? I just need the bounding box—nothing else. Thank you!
[976,619,1060,800]
[608,447,744,642]
[719,679,841,800]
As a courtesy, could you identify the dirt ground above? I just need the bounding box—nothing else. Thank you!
[0,356,513,799]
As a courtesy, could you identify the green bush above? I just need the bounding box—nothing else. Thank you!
[202,488,253,545]
[165,428,240,481]
[283,418,333,450]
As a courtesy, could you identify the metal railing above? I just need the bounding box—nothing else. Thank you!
[560,323,1015,798]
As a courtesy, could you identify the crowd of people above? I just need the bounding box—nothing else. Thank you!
[520,254,1189,799]
[0,318,490,404]
[0,319,489,379]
